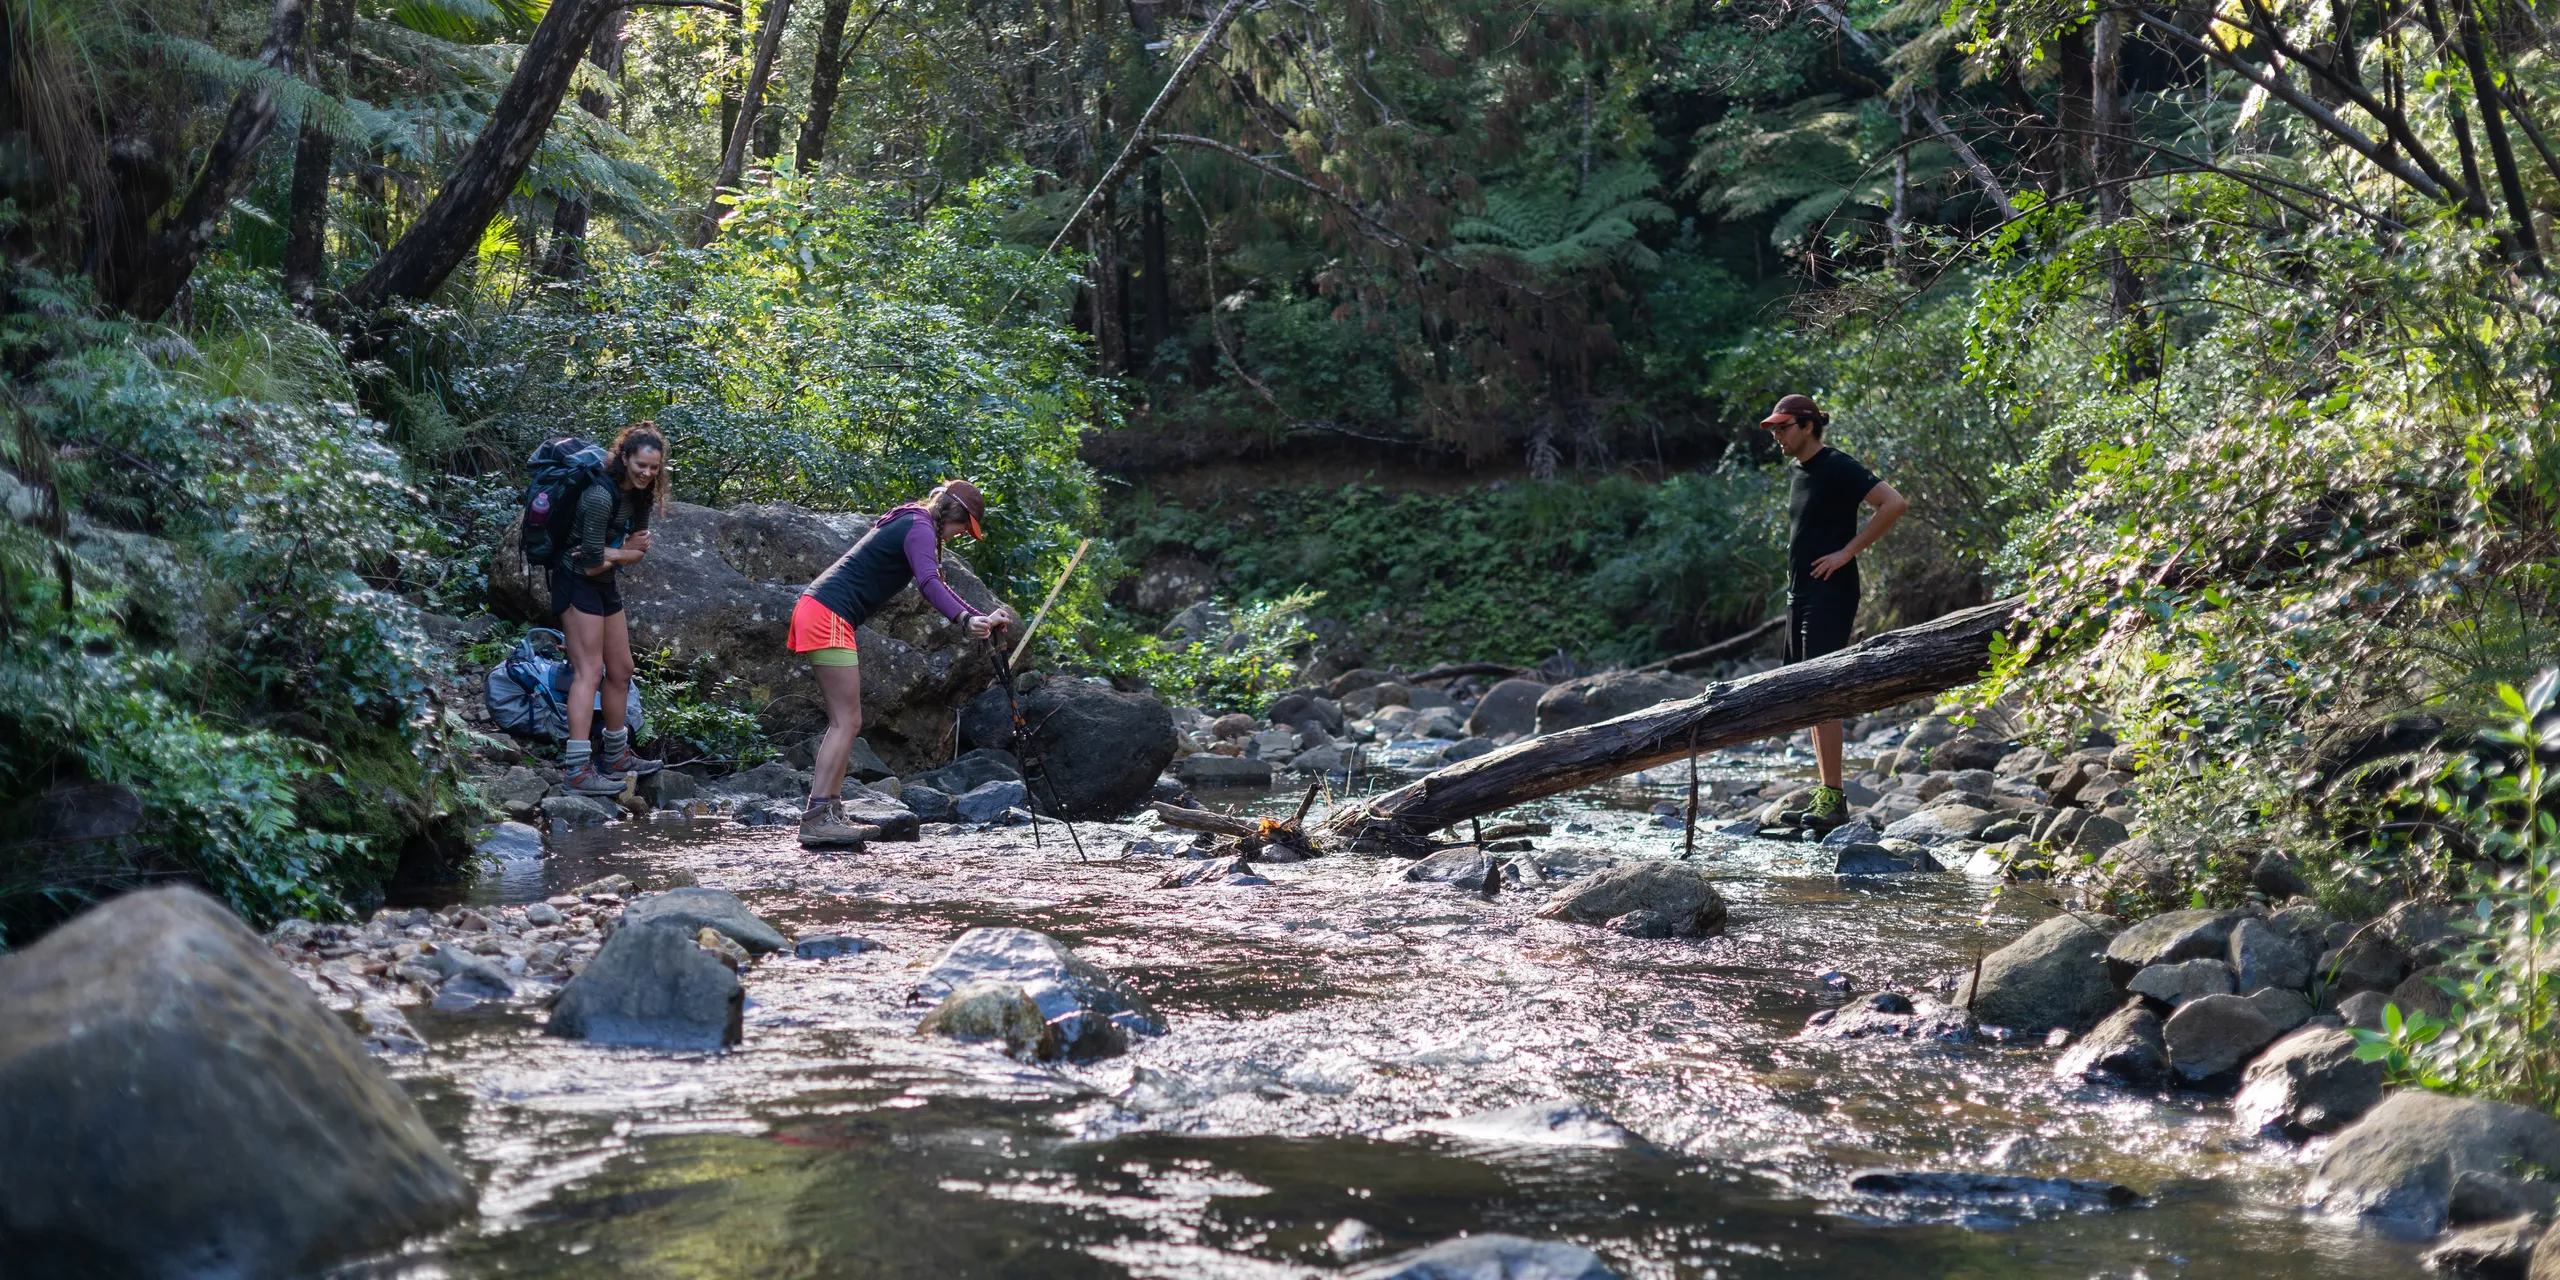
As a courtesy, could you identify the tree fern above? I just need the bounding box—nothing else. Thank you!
[1452,160,1673,273]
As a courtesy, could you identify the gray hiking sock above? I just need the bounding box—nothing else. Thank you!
[599,727,629,759]
[563,739,593,769]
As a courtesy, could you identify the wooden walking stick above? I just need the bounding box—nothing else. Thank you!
[1009,539,1092,668]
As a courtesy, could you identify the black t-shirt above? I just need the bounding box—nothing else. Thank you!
[1787,445,1881,578]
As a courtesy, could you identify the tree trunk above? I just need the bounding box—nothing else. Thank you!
[2457,0,2545,272]
[795,0,857,171]
[1088,195,1126,371]
[1320,600,2022,847]
[2056,26,2093,192]
[341,0,626,315]
[1141,152,1169,362]
[282,0,356,314]
[539,11,627,282]
[2091,5,2142,316]
[695,0,796,245]
[107,0,310,319]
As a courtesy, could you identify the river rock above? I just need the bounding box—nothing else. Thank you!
[1883,802,2004,844]
[1835,843,1941,874]
[622,887,787,954]
[901,783,958,821]
[1411,1099,1646,1149]
[838,792,922,840]
[916,980,1061,1061]
[2307,1091,2560,1232]
[1176,754,1274,787]
[546,922,745,1050]
[907,748,1021,798]
[1533,671,1703,735]
[955,778,1030,823]
[2426,1215,2542,1277]
[794,933,880,959]
[0,886,471,1275]
[2103,909,2245,983]
[1346,1234,1619,1280]
[2249,986,2314,1033]
[2391,965,2459,1019]
[1464,678,1549,738]
[2336,989,2391,1029]
[1535,862,1727,937]
[2163,993,2281,1084]
[1929,734,2010,772]
[1955,914,2123,1034]
[1399,847,1524,887]
[2233,1026,2385,1140]
[2380,899,2465,965]
[2126,958,2234,1007]
[2318,937,2412,994]
[489,501,1010,769]
[2228,917,2310,993]
[912,928,1165,1060]
[485,766,550,820]
[2053,999,2169,1085]
[419,946,514,1000]
[1266,692,1345,735]
[1848,1170,2140,1212]
[1803,993,1975,1041]
[959,680,1179,818]
[1606,910,1673,938]
[541,793,617,830]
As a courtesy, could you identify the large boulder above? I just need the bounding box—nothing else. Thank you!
[2162,993,2280,1084]
[2307,1091,2560,1232]
[959,679,1177,819]
[2234,1026,2385,1140]
[1954,914,2123,1034]
[1346,1234,1619,1280]
[1465,678,1550,738]
[2104,908,2245,984]
[1533,671,1704,736]
[621,887,787,955]
[489,500,1009,771]
[0,887,470,1274]
[911,928,1165,1060]
[546,922,745,1050]
[1535,862,1727,937]
[2053,999,2169,1085]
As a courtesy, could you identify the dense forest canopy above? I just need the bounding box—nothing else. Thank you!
[9,0,2560,1113]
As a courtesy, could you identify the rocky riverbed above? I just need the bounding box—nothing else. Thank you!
[218,742,2472,1278]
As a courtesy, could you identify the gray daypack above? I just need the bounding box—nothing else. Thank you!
[484,628,644,741]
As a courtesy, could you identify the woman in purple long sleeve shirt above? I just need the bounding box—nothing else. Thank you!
[787,480,1018,847]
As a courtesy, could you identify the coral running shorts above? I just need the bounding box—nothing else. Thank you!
[787,595,859,667]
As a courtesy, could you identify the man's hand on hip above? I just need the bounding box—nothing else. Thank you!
[1808,549,1854,579]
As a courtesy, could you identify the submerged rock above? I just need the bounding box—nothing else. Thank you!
[1346,1233,1620,1280]
[916,980,1061,1060]
[1848,1170,2140,1213]
[912,927,1164,1060]
[546,922,745,1050]
[2233,1026,2385,1141]
[2052,1000,2169,1086]
[2306,1091,2560,1233]
[1955,914,2122,1034]
[0,886,470,1276]
[1535,862,1727,937]
[1410,1098,1647,1149]
[622,887,788,955]
[2425,1214,2541,1277]
[1804,993,1974,1042]
[1834,843,1941,874]
[794,933,881,960]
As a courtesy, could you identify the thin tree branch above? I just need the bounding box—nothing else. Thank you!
[1804,1,2017,217]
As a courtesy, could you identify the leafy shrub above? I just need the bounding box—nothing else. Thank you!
[1099,591,1322,715]
[635,650,773,767]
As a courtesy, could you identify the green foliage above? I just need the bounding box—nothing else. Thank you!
[1104,591,1323,715]
[635,650,774,767]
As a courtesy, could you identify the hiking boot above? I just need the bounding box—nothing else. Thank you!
[1781,785,1852,833]
[561,761,625,796]
[798,801,882,850]
[600,745,662,776]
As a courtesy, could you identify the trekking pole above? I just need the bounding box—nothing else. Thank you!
[988,622,1086,864]
[1684,725,1701,859]
[1009,539,1093,669]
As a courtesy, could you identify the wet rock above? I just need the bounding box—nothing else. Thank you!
[2127,958,2235,1007]
[1805,994,1974,1042]
[1533,671,1704,736]
[1820,819,1884,846]
[485,766,550,821]
[961,680,1178,818]
[1882,803,2004,844]
[2053,1000,2169,1085]
[1605,910,1672,938]
[2318,937,2413,995]
[912,928,1165,1061]
[1847,1170,2140,1212]
[421,946,515,1000]
[906,748,1022,798]
[1400,847,1523,887]
[794,933,880,959]
[1536,862,1727,938]
[1266,692,1345,736]
[0,886,470,1275]
[546,922,745,1050]
[2425,1214,2541,1277]
[2229,918,2310,994]
[901,783,958,822]
[476,819,544,861]
[955,778,1031,823]
[622,887,787,954]
[2104,909,2246,983]
[1327,1217,1388,1262]
[358,1001,427,1054]
[2307,1091,2560,1232]
[1346,1233,1619,1280]
[1158,855,1260,889]
[1411,1098,1646,1149]
[2453,1170,2559,1226]
[916,980,1061,1061]
[1464,678,1549,739]
[541,793,617,830]
[1175,754,1274,787]
[1954,914,2123,1034]
[1834,843,1942,874]
[2234,1026,2386,1140]
[2163,993,2281,1085]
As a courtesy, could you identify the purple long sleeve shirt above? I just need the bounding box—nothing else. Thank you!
[801,505,975,628]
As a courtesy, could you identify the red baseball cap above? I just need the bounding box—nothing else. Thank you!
[938,480,985,539]
[1759,393,1822,427]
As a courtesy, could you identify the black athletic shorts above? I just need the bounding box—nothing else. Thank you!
[1786,567,1859,663]
[550,564,624,618]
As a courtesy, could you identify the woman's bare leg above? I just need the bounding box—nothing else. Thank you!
[599,611,634,733]
[808,663,864,808]
[562,607,605,744]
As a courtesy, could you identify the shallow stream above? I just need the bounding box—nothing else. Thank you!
[350,754,2426,1278]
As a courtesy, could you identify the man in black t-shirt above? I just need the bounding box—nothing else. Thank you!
[1759,393,1907,831]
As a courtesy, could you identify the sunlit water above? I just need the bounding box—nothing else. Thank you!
[343,754,2426,1278]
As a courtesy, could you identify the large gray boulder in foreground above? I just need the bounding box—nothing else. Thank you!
[621,887,787,954]
[1536,862,1727,937]
[1955,913,2122,1034]
[1347,1233,1620,1280]
[548,922,745,1050]
[960,679,1178,819]
[0,886,470,1275]
[913,928,1165,1060]
[2306,1090,2560,1233]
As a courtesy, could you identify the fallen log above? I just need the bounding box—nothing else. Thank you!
[1151,803,1260,839]
[1629,615,1787,674]
[1405,661,1533,683]
[1321,598,2021,848]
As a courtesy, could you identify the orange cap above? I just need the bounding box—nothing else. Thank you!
[939,479,985,539]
